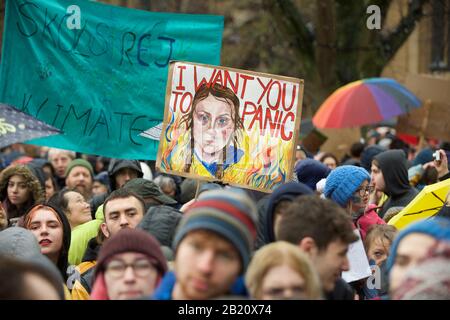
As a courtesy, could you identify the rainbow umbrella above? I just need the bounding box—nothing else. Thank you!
[312,78,421,128]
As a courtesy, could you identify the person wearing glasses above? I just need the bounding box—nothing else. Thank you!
[324,165,387,299]
[324,165,386,240]
[90,228,167,300]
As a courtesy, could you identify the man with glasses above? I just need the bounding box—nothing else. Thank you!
[90,228,167,300]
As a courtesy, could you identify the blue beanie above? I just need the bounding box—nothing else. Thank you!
[324,165,370,207]
[412,148,434,166]
[360,145,386,172]
[295,159,331,191]
[386,217,450,273]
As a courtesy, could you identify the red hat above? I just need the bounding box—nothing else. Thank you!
[95,228,168,278]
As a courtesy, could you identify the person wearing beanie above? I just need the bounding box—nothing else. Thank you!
[294,159,331,192]
[152,189,258,300]
[92,171,110,196]
[0,227,66,299]
[360,145,385,172]
[371,150,419,218]
[90,228,167,300]
[65,158,94,201]
[391,241,450,300]
[324,165,371,209]
[387,217,450,298]
[324,166,386,298]
[412,148,434,167]
[324,165,386,240]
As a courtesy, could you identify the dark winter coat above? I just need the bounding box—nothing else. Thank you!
[137,205,183,248]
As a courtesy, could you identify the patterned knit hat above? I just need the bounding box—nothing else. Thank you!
[386,217,450,273]
[392,240,450,300]
[324,165,370,207]
[95,228,168,278]
[172,189,257,270]
[65,158,94,177]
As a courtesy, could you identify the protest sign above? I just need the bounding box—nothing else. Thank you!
[396,74,450,141]
[0,0,223,159]
[156,61,304,192]
[342,229,372,283]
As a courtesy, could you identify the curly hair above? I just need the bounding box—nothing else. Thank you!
[0,165,45,219]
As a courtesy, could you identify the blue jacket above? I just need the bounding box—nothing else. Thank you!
[152,271,248,300]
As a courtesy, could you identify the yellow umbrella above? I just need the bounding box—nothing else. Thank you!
[388,178,450,230]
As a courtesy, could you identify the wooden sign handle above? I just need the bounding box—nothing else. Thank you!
[417,99,432,151]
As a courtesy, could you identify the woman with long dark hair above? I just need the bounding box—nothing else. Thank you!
[0,165,44,226]
[22,204,71,282]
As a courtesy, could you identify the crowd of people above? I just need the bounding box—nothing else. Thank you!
[1,127,449,300]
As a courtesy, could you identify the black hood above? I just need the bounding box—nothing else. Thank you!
[107,159,143,191]
[257,182,313,247]
[374,150,411,197]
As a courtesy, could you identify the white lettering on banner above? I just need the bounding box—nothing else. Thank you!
[66,5,81,30]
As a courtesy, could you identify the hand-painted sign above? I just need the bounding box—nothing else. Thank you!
[156,61,304,192]
[0,0,223,159]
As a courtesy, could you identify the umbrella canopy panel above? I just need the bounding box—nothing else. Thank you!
[313,78,421,128]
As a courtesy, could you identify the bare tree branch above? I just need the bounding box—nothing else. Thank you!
[262,0,315,73]
[381,0,430,61]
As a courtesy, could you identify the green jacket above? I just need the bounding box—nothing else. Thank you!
[68,205,104,266]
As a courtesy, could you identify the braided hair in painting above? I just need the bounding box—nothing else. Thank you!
[180,83,244,179]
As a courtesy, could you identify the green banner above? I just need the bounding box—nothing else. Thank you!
[0,0,223,159]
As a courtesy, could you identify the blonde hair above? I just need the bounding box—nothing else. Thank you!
[364,224,397,253]
[245,241,322,299]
